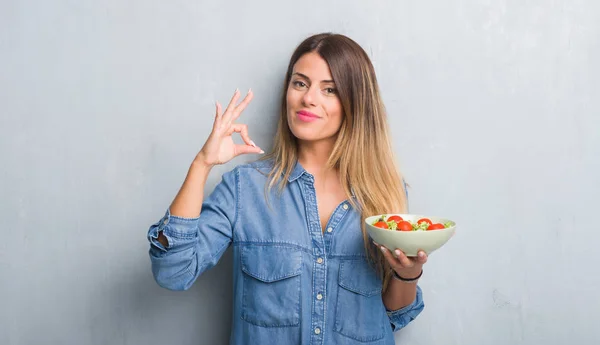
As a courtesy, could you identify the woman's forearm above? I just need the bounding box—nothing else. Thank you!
[170,158,213,217]
[156,156,213,247]
[382,270,420,310]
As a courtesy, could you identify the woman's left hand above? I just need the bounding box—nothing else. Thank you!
[374,241,428,279]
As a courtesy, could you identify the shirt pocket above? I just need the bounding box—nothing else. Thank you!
[334,259,387,342]
[240,245,303,327]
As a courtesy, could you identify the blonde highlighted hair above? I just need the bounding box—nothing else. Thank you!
[262,33,408,291]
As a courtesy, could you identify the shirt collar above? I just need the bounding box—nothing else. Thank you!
[288,160,308,182]
[287,161,356,199]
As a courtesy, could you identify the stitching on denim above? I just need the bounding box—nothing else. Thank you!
[241,266,302,282]
[233,167,240,236]
[338,261,381,296]
[328,253,367,259]
[240,247,302,327]
[233,241,310,253]
[240,248,302,282]
[333,273,386,342]
[163,226,198,239]
[240,314,300,328]
[168,215,200,222]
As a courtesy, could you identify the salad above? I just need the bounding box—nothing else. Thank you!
[372,215,452,231]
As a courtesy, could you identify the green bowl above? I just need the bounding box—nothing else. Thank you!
[365,214,456,257]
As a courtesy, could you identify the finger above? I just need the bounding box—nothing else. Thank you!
[393,249,414,268]
[379,246,401,268]
[229,124,264,154]
[230,89,253,122]
[417,250,428,264]
[216,101,223,117]
[227,124,253,146]
[222,89,241,123]
[213,101,223,130]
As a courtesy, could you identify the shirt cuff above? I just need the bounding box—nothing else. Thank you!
[386,284,425,332]
[147,208,200,252]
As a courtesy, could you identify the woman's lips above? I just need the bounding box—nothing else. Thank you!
[297,110,320,122]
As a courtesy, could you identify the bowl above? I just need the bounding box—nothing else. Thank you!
[365,214,456,257]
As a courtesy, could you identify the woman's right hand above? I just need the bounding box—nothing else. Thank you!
[196,89,264,167]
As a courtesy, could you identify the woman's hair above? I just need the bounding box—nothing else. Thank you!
[263,32,408,291]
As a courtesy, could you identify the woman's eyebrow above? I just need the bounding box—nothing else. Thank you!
[292,72,334,84]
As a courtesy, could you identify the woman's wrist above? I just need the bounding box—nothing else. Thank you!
[392,268,423,283]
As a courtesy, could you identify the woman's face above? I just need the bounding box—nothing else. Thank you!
[286,52,344,144]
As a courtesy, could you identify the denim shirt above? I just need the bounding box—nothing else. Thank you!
[147,159,424,345]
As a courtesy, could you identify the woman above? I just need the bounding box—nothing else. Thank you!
[147,33,428,345]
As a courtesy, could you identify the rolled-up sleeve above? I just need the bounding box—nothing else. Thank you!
[386,285,424,332]
[147,168,238,291]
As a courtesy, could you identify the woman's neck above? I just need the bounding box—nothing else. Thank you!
[297,138,337,179]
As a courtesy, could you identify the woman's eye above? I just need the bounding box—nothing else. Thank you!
[324,88,337,94]
[292,80,307,88]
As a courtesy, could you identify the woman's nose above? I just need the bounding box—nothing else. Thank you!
[302,86,318,107]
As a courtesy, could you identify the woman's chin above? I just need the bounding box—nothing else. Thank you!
[289,125,318,142]
[290,129,339,145]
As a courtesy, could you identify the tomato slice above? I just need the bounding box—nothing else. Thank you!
[397,220,413,231]
[374,221,389,229]
[387,215,403,223]
[417,218,433,226]
[427,223,445,230]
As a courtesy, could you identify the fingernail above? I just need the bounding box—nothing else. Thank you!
[418,251,425,258]
[259,150,265,154]
[395,249,401,257]
[380,246,387,253]
[235,88,239,93]
[250,140,257,147]
[248,88,252,93]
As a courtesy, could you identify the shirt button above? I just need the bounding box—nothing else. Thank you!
[316,257,323,264]
[163,218,169,225]
[316,293,323,300]
[343,204,349,210]
[314,327,321,335]
[326,227,333,233]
